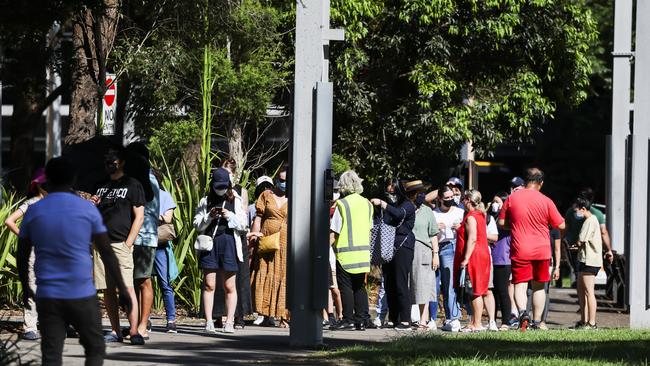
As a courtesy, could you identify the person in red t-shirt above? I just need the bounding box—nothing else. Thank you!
[498,168,565,330]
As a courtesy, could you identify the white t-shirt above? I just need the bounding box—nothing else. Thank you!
[487,215,498,236]
[330,207,343,234]
[433,206,465,243]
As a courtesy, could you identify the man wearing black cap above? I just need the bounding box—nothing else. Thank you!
[510,177,525,193]
[91,148,146,344]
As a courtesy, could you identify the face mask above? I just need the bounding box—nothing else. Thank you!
[491,203,501,213]
[214,188,227,196]
[277,181,286,192]
[385,192,397,204]
[453,196,461,205]
[105,162,119,175]
[415,193,426,207]
[442,199,454,208]
[575,212,585,219]
[333,192,340,201]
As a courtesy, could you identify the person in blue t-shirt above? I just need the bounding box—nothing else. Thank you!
[17,157,132,366]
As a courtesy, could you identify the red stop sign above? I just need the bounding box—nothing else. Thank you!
[104,78,116,107]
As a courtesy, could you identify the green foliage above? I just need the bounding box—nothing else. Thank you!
[332,153,352,177]
[148,120,201,167]
[0,189,24,307]
[330,0,599,184]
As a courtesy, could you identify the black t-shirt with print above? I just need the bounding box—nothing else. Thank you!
[95,175,146,243]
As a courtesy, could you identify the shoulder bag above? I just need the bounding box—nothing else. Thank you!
[194,216,219,252]
[370,207,406,265]
[258,220,283,254]
[158,222,176,243]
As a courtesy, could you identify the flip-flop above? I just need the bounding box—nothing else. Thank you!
[129,333,145,345]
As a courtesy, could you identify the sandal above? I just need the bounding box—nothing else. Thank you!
[129,333,146,345]
[103,333,123,343]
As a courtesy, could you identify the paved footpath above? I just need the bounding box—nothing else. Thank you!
[3,288,629,365]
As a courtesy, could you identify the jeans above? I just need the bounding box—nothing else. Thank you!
[438,241,461,321]
[376,276,388,321]
[36,296,105,366]
[428,270,442,320]
[336,261,369,324]
[154,245,177,322]
[384,246,414,324]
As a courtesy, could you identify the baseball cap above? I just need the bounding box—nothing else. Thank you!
[211,168,231,190]
[446,177,463,188]
[510,176,525,188]
[255,175,274,187]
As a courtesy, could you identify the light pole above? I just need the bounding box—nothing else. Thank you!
[289,0,344,347]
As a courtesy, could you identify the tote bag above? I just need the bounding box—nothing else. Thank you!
[369,208,406,265]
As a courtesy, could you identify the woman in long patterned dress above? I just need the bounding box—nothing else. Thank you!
[249,168,289,327]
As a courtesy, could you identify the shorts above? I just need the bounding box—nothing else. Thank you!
[577,262,600,275]
[199,233,238,272]
[133,246,157,279]
[511,258,551,284]
[94,242,134,290]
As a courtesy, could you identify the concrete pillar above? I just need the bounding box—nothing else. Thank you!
[629,0,650,327]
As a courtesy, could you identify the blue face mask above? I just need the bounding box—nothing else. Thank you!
[575,212,585,219]
[277,180,286,192]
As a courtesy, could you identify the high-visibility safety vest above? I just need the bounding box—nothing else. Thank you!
[334,193,373,274]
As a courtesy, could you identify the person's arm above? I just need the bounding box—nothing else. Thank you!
[330,231,338,246]
[498,199,510,229]
[460,216,477,268]
[431,236,440,270]
[4,209,25,236]
[223,197,248,233]
[553,237,561,280]
[125,206,144,247]
[600,224,614,263]
[17,237,34,307]
[93,232,132,312]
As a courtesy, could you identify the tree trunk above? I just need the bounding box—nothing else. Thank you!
[227,122,246,184]
[66,1,119,145]
[7,35,47,192]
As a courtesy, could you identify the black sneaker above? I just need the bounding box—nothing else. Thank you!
[518,312,530,332]
[22,331,39,341]
[330,320,355,331]
[365,320,377,329]
[147,319,152,333]
[166,322,177,334]
[395,323,413,331]
[355,322,366,331]
[234,317,245,329]
[529,321,541,330]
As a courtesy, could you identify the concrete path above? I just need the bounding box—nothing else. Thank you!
[2,287,629,365]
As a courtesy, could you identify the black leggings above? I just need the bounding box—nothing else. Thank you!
[492,265,512,324]
[383,246,414,324]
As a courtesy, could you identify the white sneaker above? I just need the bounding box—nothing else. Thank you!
[372,318,382,328]
[488,320,499,332]
[426,320,437,330]
[205,322,217,334]
[223,322,235,334]
[441,319,461,332]
[253,315,264,326]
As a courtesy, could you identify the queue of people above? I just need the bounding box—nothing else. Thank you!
[12,151,615,365]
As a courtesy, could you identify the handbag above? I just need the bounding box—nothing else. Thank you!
[166,244,179,283]
[457,266,474,304]
[258,221,284,254]
[158,222,176,243]
[370,207,406,265]
[194,215,219,252]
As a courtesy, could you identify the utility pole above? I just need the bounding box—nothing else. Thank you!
[628,0,650,327]
[46,22,63,159]
[289,0,343,347]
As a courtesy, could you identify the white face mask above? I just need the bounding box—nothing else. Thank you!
[491,203,501,213]
[215,188,227,196]
[333,192,340,201]
[575,211,585,219]
[453,196,461,205]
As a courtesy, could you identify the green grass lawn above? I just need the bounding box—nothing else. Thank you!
[320,329,650,366]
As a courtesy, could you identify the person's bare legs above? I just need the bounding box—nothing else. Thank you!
[136,278,153,337]
[418,304,429,325]
[577,274,587,324]
[105,284,138,336]
[484,290,496,323]
[531,281,546,322]
[331,287,343,320]
[513,282,529,314]
[222,271,237,324]
[470,296,484,329]
[581,273,597,325]
[508,282,516,316]
[203,271,217,324]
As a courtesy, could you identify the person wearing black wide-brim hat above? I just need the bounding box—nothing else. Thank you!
[370,179,421,331]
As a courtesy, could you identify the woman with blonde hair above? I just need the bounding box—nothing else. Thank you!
[454,189,493,332]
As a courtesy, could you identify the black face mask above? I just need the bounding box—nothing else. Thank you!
[442,199,454,208]
[384,192,397,204]
[105,162,119,175]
